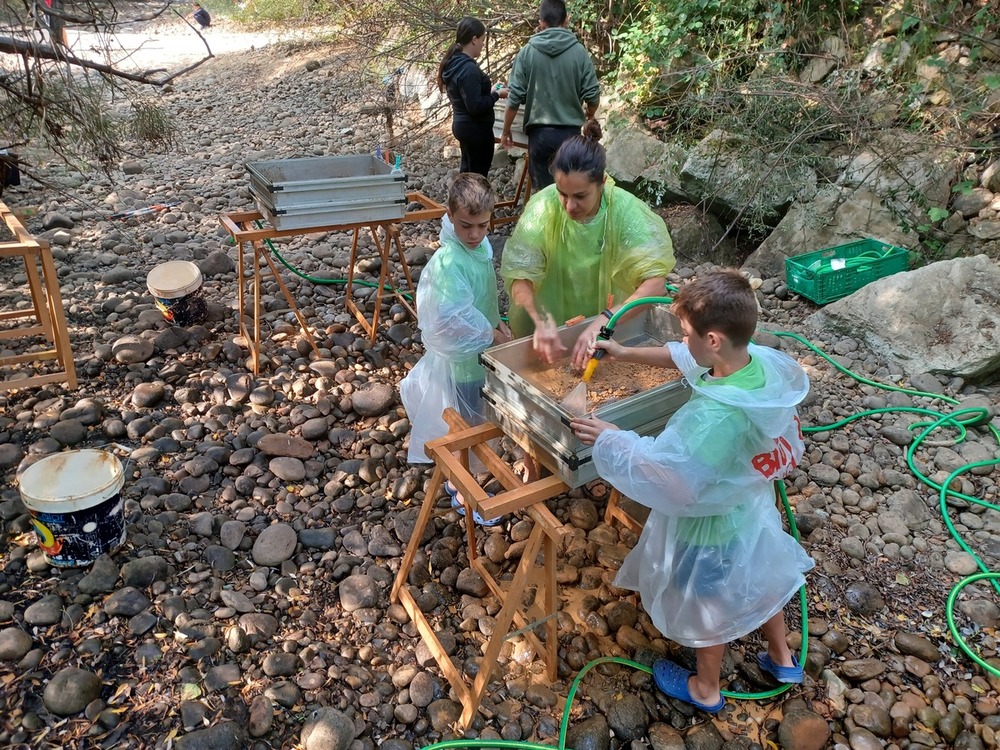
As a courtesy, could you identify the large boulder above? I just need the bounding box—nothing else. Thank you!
[807,255,1000,381]
[604,118,686,202]
[655,204,739,266]
[836,134,961,223]
[744,186,917,278]
[680,129,818,227]
[799,36,847,84]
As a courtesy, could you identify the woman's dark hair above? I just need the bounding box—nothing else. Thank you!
[437,17,487,92]
[551,120,605,182]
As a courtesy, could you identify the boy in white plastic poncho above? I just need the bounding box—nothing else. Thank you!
[400,173,511,525]
[571,270,814,713]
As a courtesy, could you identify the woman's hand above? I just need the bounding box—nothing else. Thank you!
[493,321,512,345]
[570,416,619,446]
[570,319,606,370]
[495,84,509,99]
[532,315,566,364]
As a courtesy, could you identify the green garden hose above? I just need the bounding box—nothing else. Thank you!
[802,248,895,275]
[775,331,1000,679]
[253,222,415,301]
[416,322,999,750]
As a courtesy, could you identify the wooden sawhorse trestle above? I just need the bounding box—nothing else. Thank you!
[219,195,444,373]
[604,487,642,534]
[491,136,532,228]
[391,408,569,729]
[0,201,77,392]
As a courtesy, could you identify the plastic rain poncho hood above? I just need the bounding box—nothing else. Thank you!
[499,180,675,337]
[400,216,499,463]
[593,342,815,647]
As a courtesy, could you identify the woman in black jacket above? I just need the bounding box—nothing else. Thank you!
[438,17,508,178]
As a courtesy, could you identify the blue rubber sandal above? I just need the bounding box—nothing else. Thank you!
[652,659,725,713]
[446,484,504,527]
[756,653,804,684]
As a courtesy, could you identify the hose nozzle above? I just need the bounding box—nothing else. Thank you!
[582,325,613,382]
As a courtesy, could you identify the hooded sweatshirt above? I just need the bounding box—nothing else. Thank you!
[507,27,601,129]
[441,52,499,126]
[593,342,814,647]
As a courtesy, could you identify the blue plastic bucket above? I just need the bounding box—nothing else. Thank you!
[18,450,126,567]
[146,260,207,326]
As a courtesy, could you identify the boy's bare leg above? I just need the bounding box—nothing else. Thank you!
[689,644,725,707]
[760,611,796,667]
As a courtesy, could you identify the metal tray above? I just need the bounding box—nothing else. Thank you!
[493,102,529,147]
[247,155,407,229]
[481,305,691,488]
[250,186,406,231]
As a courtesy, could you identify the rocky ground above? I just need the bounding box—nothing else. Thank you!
[2,9,1000,750]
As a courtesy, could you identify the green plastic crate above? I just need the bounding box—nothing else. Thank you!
[785,238,909,305]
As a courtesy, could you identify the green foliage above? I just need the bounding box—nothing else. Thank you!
[224,0,326,26]
[125,100,176,150]
[586,0,870,112]
[927,206,950,223]
[1,75,124,167]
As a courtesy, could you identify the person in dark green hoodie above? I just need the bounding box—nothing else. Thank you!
[439,17,509,178]
[500,0,601,190]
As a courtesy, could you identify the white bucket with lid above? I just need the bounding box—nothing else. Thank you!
[18,449,127,567]
[146,260,207,326]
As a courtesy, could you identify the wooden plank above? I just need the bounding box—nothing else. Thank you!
[544,534,558,681]
[426,421,504,452]
[470,556,549,660]
[259,245,320,354]
[38,244,77,389]
[0,370,71,392]
[21,251,53,342]
[0,349,59,365]
[605,489,643,534]
[402,191,446,223]
[395,586,471,706]
[0,325,47,340]
[391,468,446,602]
[0,310,38,322]
[462,525,544,727]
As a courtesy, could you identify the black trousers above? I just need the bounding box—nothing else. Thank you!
[453,120,495,179]
[527,125,581,190]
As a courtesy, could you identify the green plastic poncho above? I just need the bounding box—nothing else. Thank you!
[594,342,814,647]
[500,179,676,337]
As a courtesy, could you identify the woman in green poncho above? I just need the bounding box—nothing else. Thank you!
[500,120,676,370]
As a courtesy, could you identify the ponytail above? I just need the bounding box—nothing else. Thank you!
[437,16,487,92]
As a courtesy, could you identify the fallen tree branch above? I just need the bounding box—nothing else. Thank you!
[0,35,209,84]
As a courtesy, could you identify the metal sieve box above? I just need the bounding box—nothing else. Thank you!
[481,305,691,488]
[247,155,407,230]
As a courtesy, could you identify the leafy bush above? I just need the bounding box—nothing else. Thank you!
[125,100,177,150]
